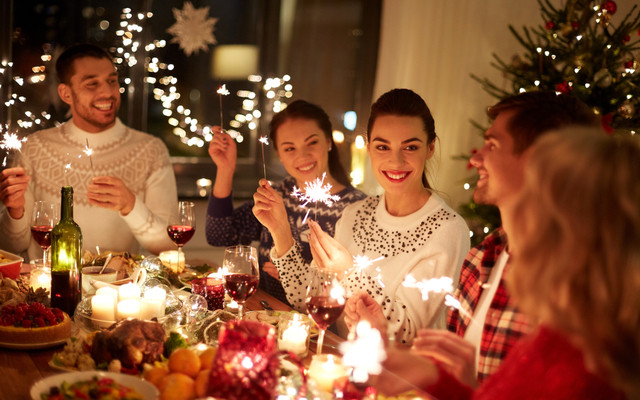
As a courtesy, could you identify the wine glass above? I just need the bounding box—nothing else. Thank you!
[305,271,346,354]
[222,245,259,319]
[31,200,58,268]
[166,201,196,271]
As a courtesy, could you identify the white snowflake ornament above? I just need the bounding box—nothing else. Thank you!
[167,2,218,56]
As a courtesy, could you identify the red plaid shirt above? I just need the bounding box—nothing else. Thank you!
[446,227,532,383]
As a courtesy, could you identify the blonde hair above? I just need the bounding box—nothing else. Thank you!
[508,127,640,398]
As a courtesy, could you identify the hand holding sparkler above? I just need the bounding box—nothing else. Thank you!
[308,219,353,277]
[0,167,30,219]
[86,176,136,216]
[411,328,478,388]
[252,179,293,256]
[208,126,237,199]
[344,292,388,340]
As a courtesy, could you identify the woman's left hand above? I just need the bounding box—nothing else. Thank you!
[308,219,353,276]
[344,292,388,338]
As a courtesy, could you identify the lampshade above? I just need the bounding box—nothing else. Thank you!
[211,45,259,80]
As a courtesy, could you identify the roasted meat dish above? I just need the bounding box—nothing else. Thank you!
[91,319,165,370]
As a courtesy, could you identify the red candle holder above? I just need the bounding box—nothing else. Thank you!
[191,277,225,311]
[207,319,279,400]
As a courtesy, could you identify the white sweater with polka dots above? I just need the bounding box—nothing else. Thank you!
[272,192,470,344]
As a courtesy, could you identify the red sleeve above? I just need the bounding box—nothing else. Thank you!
[424,364,474,400]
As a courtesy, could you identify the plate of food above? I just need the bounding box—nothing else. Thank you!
[244,310,319,336]
[30,371,158,400]
[178,264,219,287]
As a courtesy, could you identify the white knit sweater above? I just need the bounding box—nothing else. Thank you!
[272,192,470,344]
[0,118,178,259]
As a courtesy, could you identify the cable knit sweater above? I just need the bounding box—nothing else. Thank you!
[0,118,178,259]
[272,192,470,344]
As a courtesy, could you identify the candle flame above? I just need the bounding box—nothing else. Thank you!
[340,321,386,383]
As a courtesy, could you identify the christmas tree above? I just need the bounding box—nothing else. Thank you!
[461,0,640,245]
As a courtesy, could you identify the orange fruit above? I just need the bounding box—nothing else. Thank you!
[199,347,217,370]
[168,348,201,378]
[194,369,211,398]
[143,366,169,389]
[159,373,195,400]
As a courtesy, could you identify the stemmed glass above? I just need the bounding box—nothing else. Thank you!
[222,245,260,319]
[30,200,58,268]
[305,271,346,354]
[166,201,196,271]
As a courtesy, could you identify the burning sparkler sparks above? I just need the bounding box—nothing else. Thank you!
[84,138,95,175]
[340,321,387,383]
[291,172,341,224]
[402,275,453,300]
[0,132,27,167]
[352,254,385,287]
[258,135,269,180]
[216,84,229,128]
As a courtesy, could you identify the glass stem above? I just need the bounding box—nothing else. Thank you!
[42,247,48,269]
[238,303,244,319]
[317,329,325,354]
[177,245,183,270]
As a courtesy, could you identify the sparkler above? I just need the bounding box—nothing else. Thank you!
[258,136,269,180]
[340,321,387,383]
[353,254,385,287]
[216,84,230,128]
[84,138,95,175]
[291,172,341,224]
[0,131,27,167]
[402,275,453,301]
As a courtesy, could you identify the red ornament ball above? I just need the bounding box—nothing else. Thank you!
[555,82,571,94]
[545,20,555,30]
[623,35,631,42]
[603,0,617,15]
[571,21,579,30]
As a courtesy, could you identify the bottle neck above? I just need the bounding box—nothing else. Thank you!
[60,186,74,221]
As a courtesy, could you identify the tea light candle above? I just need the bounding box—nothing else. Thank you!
[278,314,309,356]
[118,282,141,301]
[91,292,116,326]
[117,298,141,320]
[307,354,348,392]
[140,287,167,320]
[29,268,51,292]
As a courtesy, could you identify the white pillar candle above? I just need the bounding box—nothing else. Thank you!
[118,282,141,301]
[117,298,141,320]
[307,354,348,392]
[91,293,116,326]
[140,287,167,320]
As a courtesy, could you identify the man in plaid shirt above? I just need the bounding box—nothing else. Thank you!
[411,91,600,388]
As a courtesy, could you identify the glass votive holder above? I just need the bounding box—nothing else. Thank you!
[29,260,51,292]
[307,354,349,393]
[277,312,311,358]
[191,277,225,311]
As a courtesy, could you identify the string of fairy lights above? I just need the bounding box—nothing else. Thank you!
[113,8,293,148]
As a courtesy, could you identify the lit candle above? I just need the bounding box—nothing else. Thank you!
[117,298,141,320]
[278,313,309,356]
[140,287,167,320]
[91,293,116,326]
[29,268,51,292]
[118,282,141,301]
[307,354,348,392]
[159,250,186,273]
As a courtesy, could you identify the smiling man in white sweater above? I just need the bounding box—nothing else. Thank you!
[0,44,177,260]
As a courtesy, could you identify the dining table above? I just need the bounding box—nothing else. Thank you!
[0,286,344,400]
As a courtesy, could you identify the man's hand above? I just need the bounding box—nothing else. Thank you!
[412,328,478,388]
[0,167,30,219]
[87,176,136,215]
[344,292,388,338]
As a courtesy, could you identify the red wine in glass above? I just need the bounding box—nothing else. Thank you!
[224,273,259,303]
[167,225,195,246]
[222,245,259,319]
[306,296,345,330]
[166,201,196,271]
[305,272,346,354]
[31,201,58,268]
[31,226,53,248]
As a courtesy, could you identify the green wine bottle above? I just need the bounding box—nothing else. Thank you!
[50,186,83,316]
